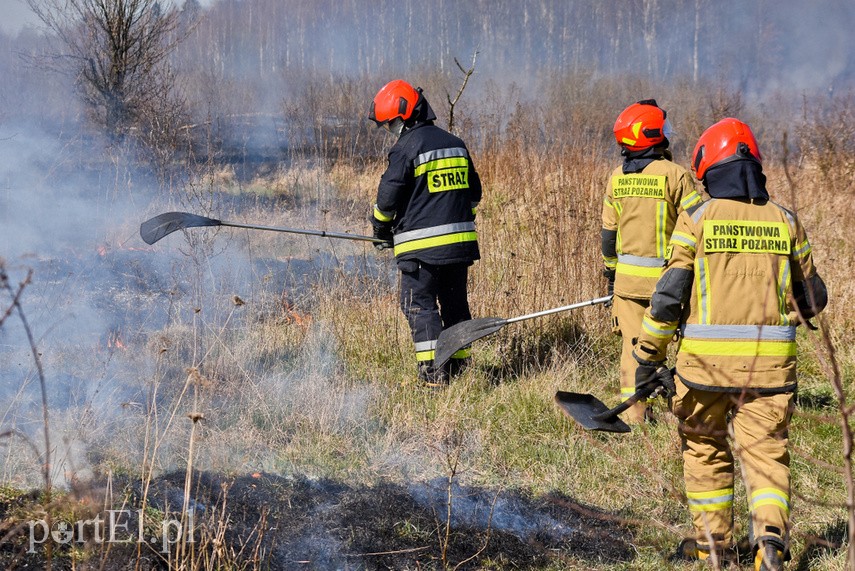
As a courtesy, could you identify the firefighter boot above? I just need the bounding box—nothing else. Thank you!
[418,361,449,389]
[671,538,737,566]
[754,537,785,571]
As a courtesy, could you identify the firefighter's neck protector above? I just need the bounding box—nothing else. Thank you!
[703,159,769,201]
[402,91,436,133]
[621,145,669,174]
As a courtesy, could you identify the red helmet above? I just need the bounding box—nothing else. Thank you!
[369,80,419,126]
[691,118,762,180]
[613,99,671,151]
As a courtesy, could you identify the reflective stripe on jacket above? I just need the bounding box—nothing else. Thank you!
[374,123,481,265]
[636,198,820,391]
[602,158,701,299]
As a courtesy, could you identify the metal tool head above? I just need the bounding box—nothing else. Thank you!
[434,317,507,369]
[140,212,221,245]
[554,391,631,433]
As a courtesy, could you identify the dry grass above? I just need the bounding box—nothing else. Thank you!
[1,77,852,569]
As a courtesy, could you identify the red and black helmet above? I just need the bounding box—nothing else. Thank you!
[369,80,420,126]
[691,118,762,180]
[613,99,671,151]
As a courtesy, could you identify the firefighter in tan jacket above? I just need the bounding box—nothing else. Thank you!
[632,119,828,570]
[602,99,702,422]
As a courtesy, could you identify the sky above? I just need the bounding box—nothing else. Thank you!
[1,0,39,34]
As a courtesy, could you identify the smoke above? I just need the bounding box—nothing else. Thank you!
[0,118,390,489]
[0,0,40,35]
[1,128,110,258]
[409,479,577,544]
[768,2,853,93]
[0,121,161,485]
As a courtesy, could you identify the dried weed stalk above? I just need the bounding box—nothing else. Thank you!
[0,263,54,569]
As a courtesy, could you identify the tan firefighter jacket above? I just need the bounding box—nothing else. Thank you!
[602,158,702,300]
[635,197,823,391]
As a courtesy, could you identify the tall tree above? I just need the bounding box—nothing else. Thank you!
[27,0,186,140]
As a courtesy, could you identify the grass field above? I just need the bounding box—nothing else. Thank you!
[1,88,853,570]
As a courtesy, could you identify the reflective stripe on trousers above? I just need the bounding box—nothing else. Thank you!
[414,340,472,363]
[687,487,734,513]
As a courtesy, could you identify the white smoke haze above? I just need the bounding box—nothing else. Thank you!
[0,111,394,489]
[0,0,40,34]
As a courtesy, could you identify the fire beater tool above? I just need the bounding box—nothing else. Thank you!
[554,385,664,433]
[433,296,612,369]
[140,211,385,246]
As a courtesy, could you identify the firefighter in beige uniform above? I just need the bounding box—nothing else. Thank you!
[632,119,828,570]
[602,99,702,422]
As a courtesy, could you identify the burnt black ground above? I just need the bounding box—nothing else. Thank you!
[1,471,635,570]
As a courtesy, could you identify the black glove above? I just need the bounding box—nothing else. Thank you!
[635,363,676,399]
[603,268,615,306]
[372,224,393,251]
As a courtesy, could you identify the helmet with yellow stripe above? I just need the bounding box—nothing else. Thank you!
[613,99,672,151]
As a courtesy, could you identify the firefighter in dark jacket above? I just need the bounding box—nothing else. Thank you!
[633,118,828,570]
[368,80,482,386]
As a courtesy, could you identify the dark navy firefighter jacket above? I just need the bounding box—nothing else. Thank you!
[373,120,482,266]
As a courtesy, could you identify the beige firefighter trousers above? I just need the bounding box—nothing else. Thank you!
[671,380,794,552]
[611,295,650,423]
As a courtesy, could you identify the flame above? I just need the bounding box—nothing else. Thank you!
[282,298,312,327]
[106,331,127,350]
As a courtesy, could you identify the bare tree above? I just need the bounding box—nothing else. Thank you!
[446,51,478,135]
[26,0,188,140]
